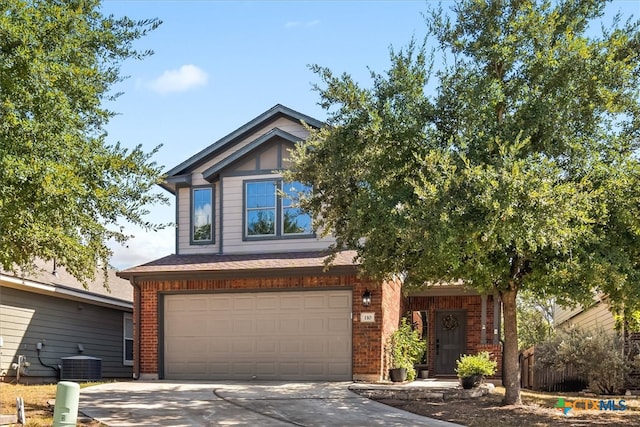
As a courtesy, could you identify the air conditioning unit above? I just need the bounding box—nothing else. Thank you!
[61,356,102,381]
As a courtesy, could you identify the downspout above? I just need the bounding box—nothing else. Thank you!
[131,276,142,380]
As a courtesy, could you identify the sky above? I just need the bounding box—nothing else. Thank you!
[99,0,639,270]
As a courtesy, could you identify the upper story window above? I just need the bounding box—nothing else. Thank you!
[283,181,313,235]
[245,180,313,239]
[246,181,277,236]
[192,187,213,243]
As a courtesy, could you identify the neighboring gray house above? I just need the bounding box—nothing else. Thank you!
[0,259,133,383]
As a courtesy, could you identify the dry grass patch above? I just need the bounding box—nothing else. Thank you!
[373,386,640,427]
[0,382,105,426]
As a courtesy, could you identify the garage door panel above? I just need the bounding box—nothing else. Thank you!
[164,290,352,380]
[304,317,326,333]
[256,341,277,353]
[208,318,231,331]
[232,296,256,310]
[232,318,254,334]
[256,318,276,333]
[280,295,303,309]
[304,295,326,309]
[256,295,279,309]
[279,318,301,333]
[209,297,232,310]
[329,294,351,308]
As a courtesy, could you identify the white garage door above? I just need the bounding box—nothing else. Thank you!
[163,290,352,380]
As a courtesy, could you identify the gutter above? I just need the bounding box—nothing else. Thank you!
[0,273,132,310]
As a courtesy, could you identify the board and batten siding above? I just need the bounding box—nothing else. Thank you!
[191,117,311,187]
[0,286,132,382]
[221,174,335,254]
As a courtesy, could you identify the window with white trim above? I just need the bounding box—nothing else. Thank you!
[123,313,133,366]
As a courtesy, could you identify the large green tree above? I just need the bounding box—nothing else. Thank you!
[0,0,166,284]
[287,0,640,405]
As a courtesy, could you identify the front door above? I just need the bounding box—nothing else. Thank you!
[435,310,466,375]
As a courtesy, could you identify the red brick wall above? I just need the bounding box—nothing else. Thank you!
[408,295,502,377]
[134,273,390,381]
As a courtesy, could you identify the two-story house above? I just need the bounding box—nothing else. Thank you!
[117,104,502,382]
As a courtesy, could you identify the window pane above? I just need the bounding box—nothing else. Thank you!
[124,317,133,339]
[125,339,133,362]
[247,181,276,208]
[247,209,275,235]
[246,182,276,236]
[193,188,212,241]
[283,181,312,234]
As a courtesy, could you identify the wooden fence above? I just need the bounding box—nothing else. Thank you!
[520,346,587,392]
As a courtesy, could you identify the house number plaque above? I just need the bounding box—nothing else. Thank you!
[360,312,375,323]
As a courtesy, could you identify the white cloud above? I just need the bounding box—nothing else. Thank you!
[285,20,320,29]
[109,226,175,270]
[147,64,208,94]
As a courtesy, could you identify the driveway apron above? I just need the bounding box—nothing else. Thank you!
[80,381,461,427]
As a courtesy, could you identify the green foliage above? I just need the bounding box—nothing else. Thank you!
[387,318,426,381]
[0,0,167,284]
[286,0,640,404]
[536,327,629,395]
[455,351,497,379]
[517,291,555,350]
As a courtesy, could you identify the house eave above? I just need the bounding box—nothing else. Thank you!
[0,273,133,310]
[160,174,192,195]
[118,265,359,282]
[409,284,481,297]
[164,104,323,177]
[201,128,302,182]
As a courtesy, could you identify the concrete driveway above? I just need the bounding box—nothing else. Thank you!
[80,381,461,426]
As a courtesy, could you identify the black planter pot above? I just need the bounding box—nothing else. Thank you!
[389,368,407,382]
[460,374,482,389]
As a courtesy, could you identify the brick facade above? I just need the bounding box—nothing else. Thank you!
[408,295,503,378]
[132,273,402,381]
[131,272,500,382]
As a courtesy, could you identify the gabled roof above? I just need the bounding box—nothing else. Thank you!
[0,259,132,310]
[160,104,323,193]
[202,127,301,182]
[117,250,358,280]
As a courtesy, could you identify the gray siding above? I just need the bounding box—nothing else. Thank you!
[0,286,132,382]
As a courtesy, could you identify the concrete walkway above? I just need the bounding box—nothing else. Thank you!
[80,381,463,426]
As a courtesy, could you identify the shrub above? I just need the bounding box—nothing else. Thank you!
[387,318,426,381]
[455,351,497,378]
[536,326,629,394]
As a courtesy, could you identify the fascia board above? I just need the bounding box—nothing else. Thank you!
[202,128,302,181]
[0,273,133,310]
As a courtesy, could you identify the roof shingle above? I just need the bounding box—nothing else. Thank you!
[116,250,359,278]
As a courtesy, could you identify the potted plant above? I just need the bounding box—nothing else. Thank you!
[387,318,426,382]
[455,351,497,389]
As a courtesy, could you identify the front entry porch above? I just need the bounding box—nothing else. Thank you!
[408,286,503,379]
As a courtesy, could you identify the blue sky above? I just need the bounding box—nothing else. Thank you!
[100,0,639,269]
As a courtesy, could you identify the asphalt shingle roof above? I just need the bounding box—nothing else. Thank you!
[116,250,359,278]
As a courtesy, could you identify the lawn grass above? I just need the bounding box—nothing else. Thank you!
[0,382,105,426]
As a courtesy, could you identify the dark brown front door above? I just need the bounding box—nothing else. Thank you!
[435,310,466,375]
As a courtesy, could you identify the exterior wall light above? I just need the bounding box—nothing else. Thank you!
[362,289,372,307]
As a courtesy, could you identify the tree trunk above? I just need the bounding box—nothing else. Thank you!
[501,286,522,405]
